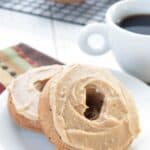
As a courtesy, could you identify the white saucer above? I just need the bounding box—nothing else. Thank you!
[0,70,150,150]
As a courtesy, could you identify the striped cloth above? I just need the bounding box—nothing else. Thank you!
[0,43,62,94]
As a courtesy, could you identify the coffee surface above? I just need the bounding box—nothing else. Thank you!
[119,15,150,35]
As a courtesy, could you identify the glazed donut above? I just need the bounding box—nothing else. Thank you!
[8,65,63,132]
[39,64,140,150]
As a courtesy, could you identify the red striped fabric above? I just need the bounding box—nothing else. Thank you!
[14,46,39,67]
[0,82,5,94]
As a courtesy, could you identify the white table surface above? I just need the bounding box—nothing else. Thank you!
[0,9,121,71]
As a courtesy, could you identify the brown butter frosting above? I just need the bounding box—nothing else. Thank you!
[49,64,140,150]
[9,65,63,121]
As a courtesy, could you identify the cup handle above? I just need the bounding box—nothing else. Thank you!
[78,23,110,55]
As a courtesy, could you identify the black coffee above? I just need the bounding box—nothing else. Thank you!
[119,15,150,35]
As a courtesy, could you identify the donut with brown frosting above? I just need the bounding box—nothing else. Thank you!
[8,65,63,132]
[39,64,140,150]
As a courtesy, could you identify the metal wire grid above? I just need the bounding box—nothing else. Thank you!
[0,0,119,25]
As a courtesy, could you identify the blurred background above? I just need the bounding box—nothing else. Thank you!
[0,0,120,69]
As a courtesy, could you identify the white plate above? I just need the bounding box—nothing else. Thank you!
[0,70,150,150]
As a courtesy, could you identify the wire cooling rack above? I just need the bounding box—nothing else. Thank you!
[0,0,119,25]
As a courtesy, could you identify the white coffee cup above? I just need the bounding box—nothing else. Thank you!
[78,0,150,82]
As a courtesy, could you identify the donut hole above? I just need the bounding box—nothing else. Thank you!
[84,86,104,120]
[34,79,49,92]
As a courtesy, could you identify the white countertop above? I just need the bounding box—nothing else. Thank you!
[0,9,121,71]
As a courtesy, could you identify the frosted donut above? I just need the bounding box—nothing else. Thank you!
[39,64,140,150]
[8,65,63,132]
